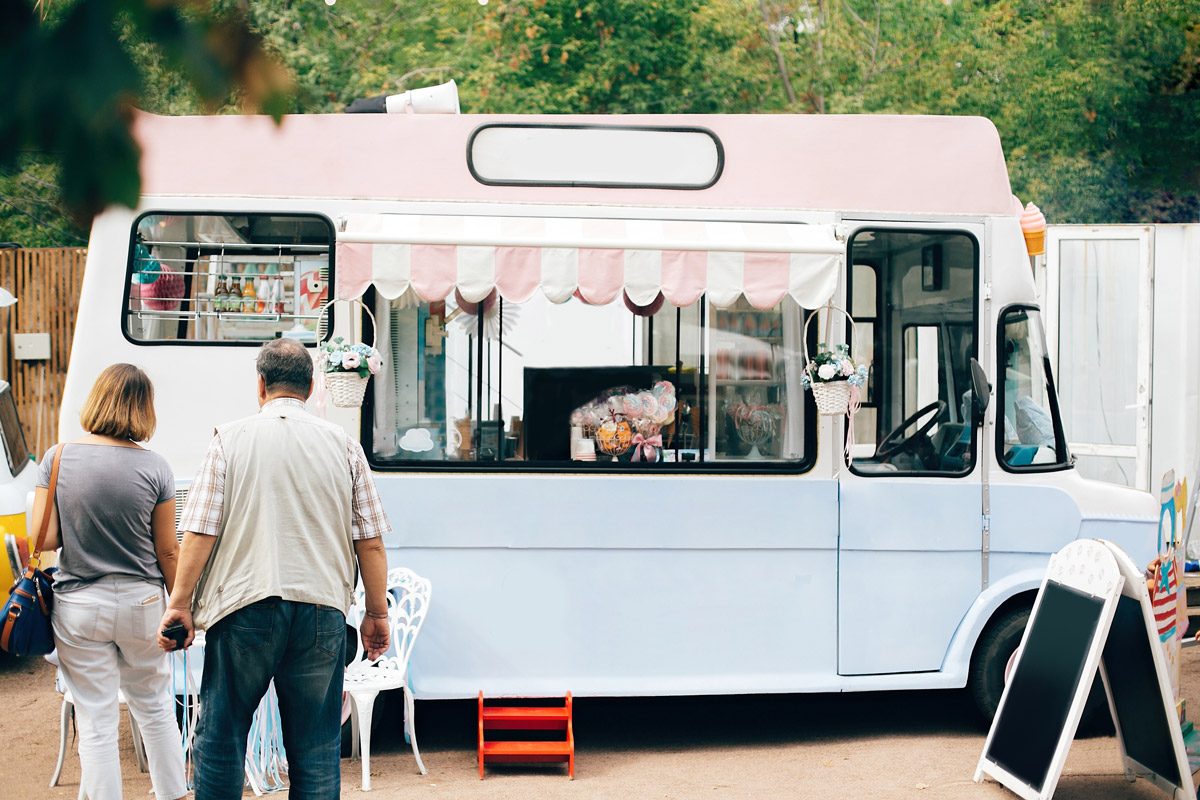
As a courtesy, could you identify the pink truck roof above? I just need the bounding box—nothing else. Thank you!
[134,111,1015,217]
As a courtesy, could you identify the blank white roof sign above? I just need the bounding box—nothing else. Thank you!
[467,124,723,189]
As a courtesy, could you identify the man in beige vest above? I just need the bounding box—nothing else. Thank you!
[159,337,392,800]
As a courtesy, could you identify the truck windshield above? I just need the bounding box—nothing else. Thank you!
[847,228,978,476]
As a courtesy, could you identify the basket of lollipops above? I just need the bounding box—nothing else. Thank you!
[573,382,677,463]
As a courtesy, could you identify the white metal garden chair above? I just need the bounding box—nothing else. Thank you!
[344,567,432,789]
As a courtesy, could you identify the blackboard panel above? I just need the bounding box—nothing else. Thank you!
[1103,595,1183,787]
[985,581,1104,792]
[522,366,668,461]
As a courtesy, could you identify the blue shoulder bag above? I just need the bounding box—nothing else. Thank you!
[0,444,62,656]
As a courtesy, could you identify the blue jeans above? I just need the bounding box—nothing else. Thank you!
[193,598,346,800]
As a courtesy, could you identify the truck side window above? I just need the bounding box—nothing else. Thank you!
[367,291,816,472]
[998,306,1070,470]
[847,229,978,476]
[123,213,332,344]
[0,384,30,478]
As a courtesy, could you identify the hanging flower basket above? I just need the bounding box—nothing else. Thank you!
[801,304,868,417]
[317,298,380,409]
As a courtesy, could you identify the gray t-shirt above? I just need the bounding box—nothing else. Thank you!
[37,444,175,593]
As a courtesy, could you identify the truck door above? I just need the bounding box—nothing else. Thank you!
[837,226,985,675]
[1043,225,1153,491]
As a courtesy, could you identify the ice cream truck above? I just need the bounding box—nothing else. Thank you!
[61,110,1159,722]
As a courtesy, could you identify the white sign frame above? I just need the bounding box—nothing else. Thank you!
[974,538,1125,800]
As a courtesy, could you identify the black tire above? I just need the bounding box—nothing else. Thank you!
[969,606,1029,725]
[969,604,1114,735]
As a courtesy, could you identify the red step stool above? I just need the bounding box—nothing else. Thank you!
[478,692,574,779]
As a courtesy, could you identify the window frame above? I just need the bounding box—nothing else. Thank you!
[847,260,881,442]
[845,227,981,480]
[121,210,336,348]
[995,303,1073,474]
[360,287,820,475]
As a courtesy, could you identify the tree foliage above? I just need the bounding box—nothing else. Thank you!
[0,0,291,229]
[2,0,1197,246]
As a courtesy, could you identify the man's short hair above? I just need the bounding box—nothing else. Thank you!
[257,338,313,396]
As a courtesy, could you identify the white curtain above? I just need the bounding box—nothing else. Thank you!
[781,297,806,459]
[372,294,398,457]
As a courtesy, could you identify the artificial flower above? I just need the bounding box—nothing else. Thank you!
[320,336,380,379]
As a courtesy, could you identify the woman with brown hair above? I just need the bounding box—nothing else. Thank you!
[33,363,186,800]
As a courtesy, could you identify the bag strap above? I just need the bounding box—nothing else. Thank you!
[28,444,64,571]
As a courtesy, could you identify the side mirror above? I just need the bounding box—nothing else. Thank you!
[970,358,991,419]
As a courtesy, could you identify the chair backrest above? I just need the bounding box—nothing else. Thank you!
[348,567,432,673]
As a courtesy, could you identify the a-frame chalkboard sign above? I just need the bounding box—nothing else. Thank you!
[974,538,1196,800]
[975,539,1124,799]
[1099,540,1196,799]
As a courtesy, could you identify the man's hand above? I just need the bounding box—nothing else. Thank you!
[158,531,216,652]
[157,605,196,652]
[360,615,390,661]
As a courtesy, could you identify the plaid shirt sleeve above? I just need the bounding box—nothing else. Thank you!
[177,431,226,538]
[348,436,390,541]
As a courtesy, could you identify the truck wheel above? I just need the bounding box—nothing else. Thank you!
[969,606,1029,725]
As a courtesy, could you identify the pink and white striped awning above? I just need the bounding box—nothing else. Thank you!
[335,213,843,310]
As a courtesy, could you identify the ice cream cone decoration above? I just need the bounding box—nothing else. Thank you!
[1020,201,1046,256]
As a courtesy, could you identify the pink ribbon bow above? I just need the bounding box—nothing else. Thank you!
[631,433,663,462]
[844,384,861,465]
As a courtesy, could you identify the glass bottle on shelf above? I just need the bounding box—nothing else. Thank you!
[242,266,258,313]
[213,274,228,313]
[228,273,242,313]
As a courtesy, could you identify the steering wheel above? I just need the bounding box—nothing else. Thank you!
[876,400,947,460]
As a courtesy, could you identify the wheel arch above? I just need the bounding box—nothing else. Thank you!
[939,568,1044,687]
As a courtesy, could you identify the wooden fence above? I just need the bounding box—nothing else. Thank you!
[0,248,87,458]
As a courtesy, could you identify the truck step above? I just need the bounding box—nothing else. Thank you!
[478,692,574,779]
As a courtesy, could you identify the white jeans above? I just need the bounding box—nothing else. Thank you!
[52,576,187,800]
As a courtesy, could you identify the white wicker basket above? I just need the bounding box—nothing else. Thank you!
[317,298,377,408]
[811,380,852,416]
[802,304,859,417]
[326,371,370,408]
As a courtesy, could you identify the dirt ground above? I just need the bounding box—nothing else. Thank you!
[3,647,1199,800]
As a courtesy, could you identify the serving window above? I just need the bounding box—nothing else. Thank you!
[124,213,332,344]
[367,291,816,471]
